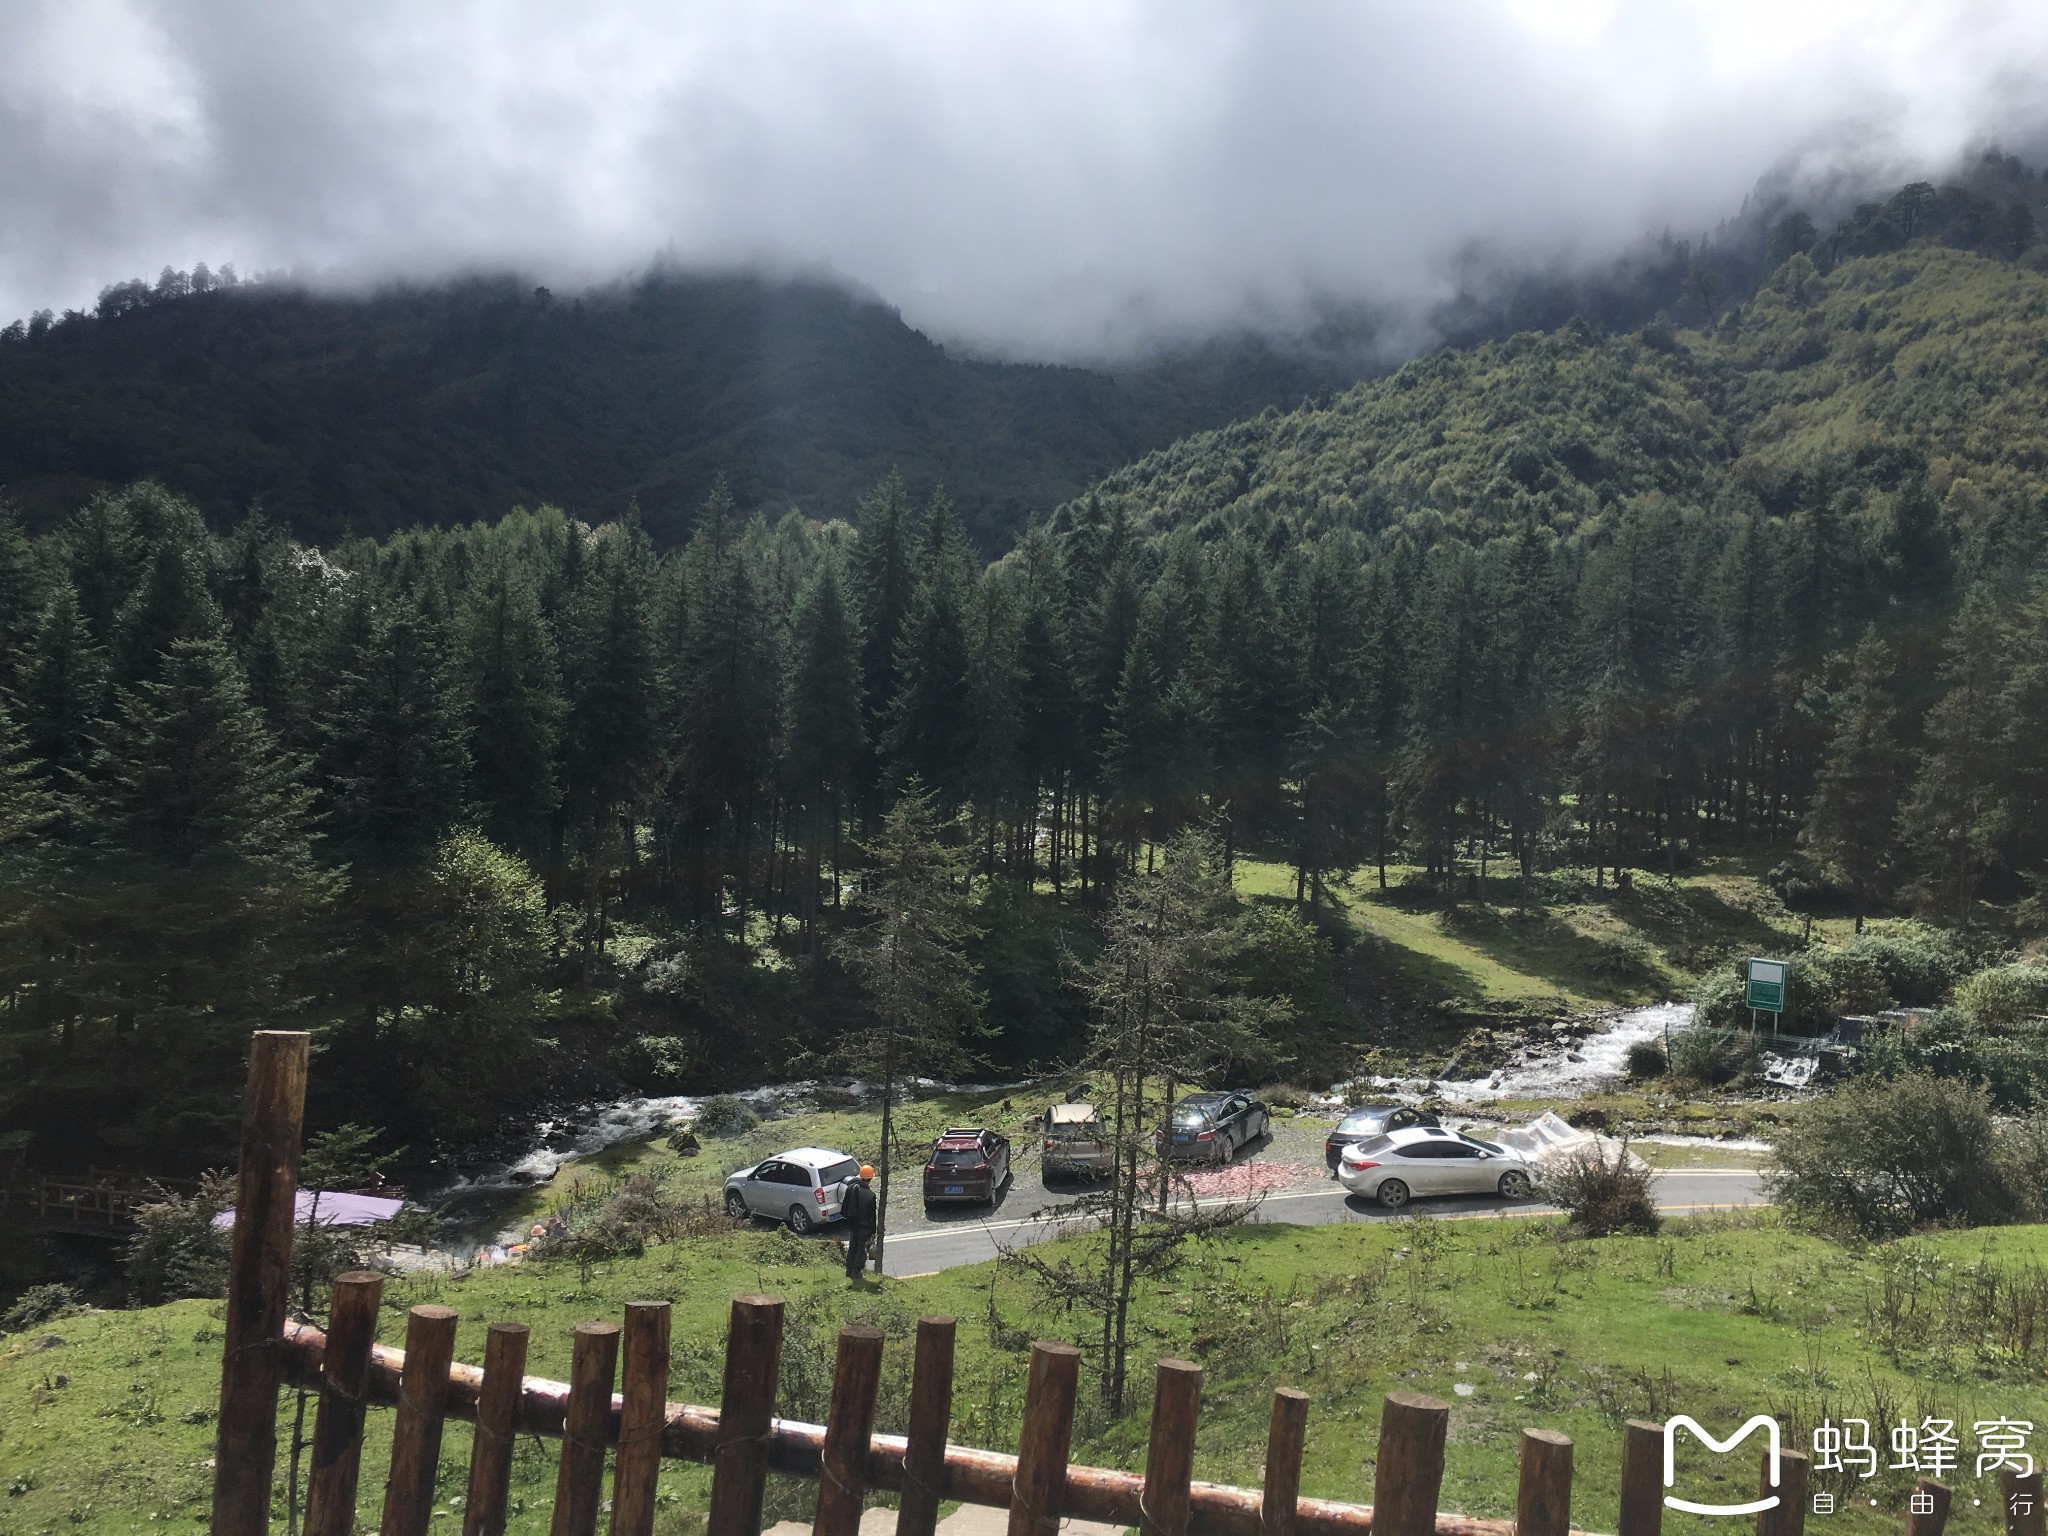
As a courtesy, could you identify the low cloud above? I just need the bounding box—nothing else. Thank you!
[4,0,2048,358]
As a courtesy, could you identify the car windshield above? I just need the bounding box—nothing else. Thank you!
[931,1147,984,1167]
[819,1158,860,1186]
[1338,1109,1392,1132]
[1172,1106,1213,1127]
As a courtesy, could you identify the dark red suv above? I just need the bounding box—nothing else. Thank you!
[921,1126,1011,1207]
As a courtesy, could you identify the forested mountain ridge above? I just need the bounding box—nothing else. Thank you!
[0,268,1348,553]
[1065,247,2048,546]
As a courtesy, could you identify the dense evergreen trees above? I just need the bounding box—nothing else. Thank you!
[6,242,2048,1171]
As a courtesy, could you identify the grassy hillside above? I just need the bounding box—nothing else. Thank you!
[1070,246,2048,546]
[6,1213,2045,1535]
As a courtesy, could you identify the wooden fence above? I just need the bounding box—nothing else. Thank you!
[0,1168,196,1233]
[208,1030,1985,1536]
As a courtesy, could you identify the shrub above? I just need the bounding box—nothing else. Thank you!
[1536,1141,1660,1237]
[694,1094,758,1137]
[1667,1026,1757,1085]
[1958,963,2048,1030]
[124,1172,234,1304]
[1624,1041,1667,1079]
[1767,1072,2026,1237]
[1,1283,81,1334]
[1843,924,1970,1006]
[536,1170,724,1260]
[1259,1082,1313,1110]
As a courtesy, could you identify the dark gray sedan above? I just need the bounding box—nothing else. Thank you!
[1155,1090,1270,1163]
[1324,1104,1440,1171]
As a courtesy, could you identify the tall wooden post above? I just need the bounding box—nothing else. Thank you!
[1372,1392,1448,1536]
[213,1029,309,1536]
[813,1327,886,1536]
[2004,1469,2045,1536]
[303,1271,385,1536]
[464,1322,531,1536]
[382,1304,461,1536]
[1907,1479,1952,1536]
[611,1302,673,1536]
[1008,1342,1081,1536]
[553,1322,622,1536]
[1619,1420,1665,1536]
[896,1316,956,1536]
[1260,1388,1310,1536]
[1516,1429,1572,1536]
[1141,1360,1203,1536]
[708,1295,785,1536]
[1756,1448,1807,1536]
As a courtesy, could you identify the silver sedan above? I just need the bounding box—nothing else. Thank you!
[1336,1126,1535,1210]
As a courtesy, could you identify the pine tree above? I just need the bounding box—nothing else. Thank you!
[455,558,564,861]
[71,637,337,1163]
[1801,630,1906,931]
[559,531,660,956]
[833,783,983,1274]
[850,472,917,808]
[15,584,106,796]
[669,479,777,926]
[884,490,976,806]
[780,553,865,941]
[1900,592,2015,926]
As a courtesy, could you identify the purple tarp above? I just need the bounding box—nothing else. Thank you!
[211,1189,404,1229]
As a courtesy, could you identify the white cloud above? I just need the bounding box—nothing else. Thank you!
[2,0,2046,355]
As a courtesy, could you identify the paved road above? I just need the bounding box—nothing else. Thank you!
[863,1166,1766,1276]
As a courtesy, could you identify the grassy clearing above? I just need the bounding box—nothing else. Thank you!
[9,1212,2047,1535]
[1234,854,1813,1014]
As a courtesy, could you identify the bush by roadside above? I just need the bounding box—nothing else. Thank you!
[1767,1072,2036,1237]
[1536,1140,1660,1237]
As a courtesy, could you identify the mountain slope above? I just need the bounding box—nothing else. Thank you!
[1064,246,2048,544]
[0,271,1348,551]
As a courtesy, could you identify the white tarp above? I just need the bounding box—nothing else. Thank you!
[1478,1111,1648,1174]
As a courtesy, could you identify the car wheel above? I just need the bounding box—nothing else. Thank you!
[1376,1179,1410,1210]
[1497,1170,1532,1200]
[724,1190,748,1220]
[787,1205,815,1235]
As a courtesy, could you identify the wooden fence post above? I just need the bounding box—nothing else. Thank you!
[464,1321,531,1536]
[1260,1388,1310,1536]
[1907,1479,1952,1536]
[1757,1448,1807,1536]
[2004,1469,2045,1536]
[708,1294,785,1536]
[896,1316,956,1536]
[1619,1420,1665,1536]
[1142,1360,1203,1536]
[814,1326,886,1536]
[381,1304,460,1536]
[303,1270,384,1536]
[611,1302,673,1536]
[1008,1342,1081,1536]
[212,1029,309,1536]
[553,1321,622,1536]
[1516,1429,1572,1536]
[1372,1392,1448,1536]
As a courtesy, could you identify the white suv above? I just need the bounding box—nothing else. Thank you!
[723,1146,862,1233]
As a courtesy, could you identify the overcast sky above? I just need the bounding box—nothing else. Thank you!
[4,0,2048,359]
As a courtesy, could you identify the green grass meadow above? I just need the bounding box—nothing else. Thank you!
[9,1212,2048,1535]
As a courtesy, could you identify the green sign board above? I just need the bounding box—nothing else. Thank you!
[1745,958,1787,1014]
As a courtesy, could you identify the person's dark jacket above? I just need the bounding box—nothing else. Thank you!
[841,1179,877,1228]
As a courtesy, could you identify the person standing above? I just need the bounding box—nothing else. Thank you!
[840,1164,878,1280]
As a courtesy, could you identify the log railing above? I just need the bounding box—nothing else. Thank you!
[204,1029,1940,1536]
